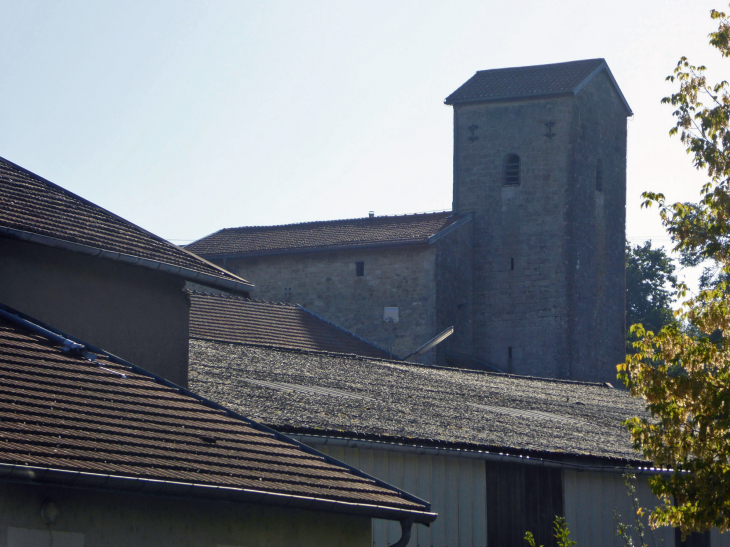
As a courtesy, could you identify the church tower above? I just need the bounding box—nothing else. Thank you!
[445,59,631,383]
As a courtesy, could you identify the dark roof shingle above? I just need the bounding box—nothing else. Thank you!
[445,58,631,114]
[185,212,466,258]
[189,292,392,359]
[0,306,433,521]
[189,341,648,464]
[0,157,252,293]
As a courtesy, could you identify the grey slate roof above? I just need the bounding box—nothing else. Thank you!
[185,212,467,258]
[189,291,392,359]
[0,157,253,294]
[189,340,649,464]
[444,58,632,114]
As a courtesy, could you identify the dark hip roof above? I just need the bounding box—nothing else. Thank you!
[189,340,649,464]
[189,291,392,359]
[0,157,252,294]
[0,304,434,522]
[444,58,632,115]
[185,211,468,258]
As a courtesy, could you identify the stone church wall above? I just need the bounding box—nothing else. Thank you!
[227,246,439,363]
[566,70,627,383]
[434,219,474,363]
[453,95,574,377]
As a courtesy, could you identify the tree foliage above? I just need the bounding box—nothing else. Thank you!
[626,240,678,343]
[620,5,730,536]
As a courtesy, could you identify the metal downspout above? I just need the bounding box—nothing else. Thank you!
[388,517,415,547]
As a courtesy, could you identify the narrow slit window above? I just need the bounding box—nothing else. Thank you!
[510,258,515,271]
[508,347,513,359]
[355,261,365,277]
[596,159,604,192]
[503,154,521,186]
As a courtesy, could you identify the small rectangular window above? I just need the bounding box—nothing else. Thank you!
[508,346,513,359]
[510,258,514,271]
[355,261,364,277]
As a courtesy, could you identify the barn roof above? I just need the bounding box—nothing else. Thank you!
[0,304,435,523]
[189,340,649,464]
[185,212,470,258]
[0,157,253,294]
[444,58,632,114]
[189,291,392,360]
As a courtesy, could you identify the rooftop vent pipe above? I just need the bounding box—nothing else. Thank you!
[403,326,454,361]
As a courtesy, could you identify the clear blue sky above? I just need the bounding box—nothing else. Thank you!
[1,0,724,290]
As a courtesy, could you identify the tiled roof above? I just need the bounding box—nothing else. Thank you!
[190,341,648,464]
[189,292,392,359]
[445,59,631,113]
[0,157,252,294]
[185,212,466,258]
[0,305,434,522]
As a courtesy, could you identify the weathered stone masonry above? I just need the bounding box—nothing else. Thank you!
[189,59,631,382]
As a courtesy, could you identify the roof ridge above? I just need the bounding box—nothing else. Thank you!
[218,210,454,232]
[191,337,614,387]
[473,58,605,74]
[191,337,395,361]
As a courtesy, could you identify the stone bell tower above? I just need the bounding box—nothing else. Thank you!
[444,59,631,383]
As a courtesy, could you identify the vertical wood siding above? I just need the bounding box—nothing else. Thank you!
[564,471,675,547]
[315,445,487,547]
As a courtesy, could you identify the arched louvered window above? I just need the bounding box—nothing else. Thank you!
[596,158,604,192]
[503,154,521,186]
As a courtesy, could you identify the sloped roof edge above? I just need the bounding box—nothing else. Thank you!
[0,156,253,293]
[1,226,254,294]
[291,434,663,474]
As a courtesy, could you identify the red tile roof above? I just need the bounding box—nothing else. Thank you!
[445,59,631,114]
[0,157,252,294]
[189,292,391,359]
[0,305,434,522]
[185,212,465,258]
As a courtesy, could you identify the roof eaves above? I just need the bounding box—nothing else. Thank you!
[291,434,655,474]
[428,213,473,245]
[0,464,437,524]
[0,304,430,520]
[445,90,575,106]
[0,226,254,294]
[197,239,431,260]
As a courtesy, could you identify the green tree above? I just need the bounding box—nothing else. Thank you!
[626,240,678,346]
[621,5,730,536]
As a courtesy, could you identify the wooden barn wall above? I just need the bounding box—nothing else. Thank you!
[564,470,678,547]
[315,444,487,547]
[315,444,730,547]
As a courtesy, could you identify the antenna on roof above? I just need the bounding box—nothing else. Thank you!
[403,326,454,361]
